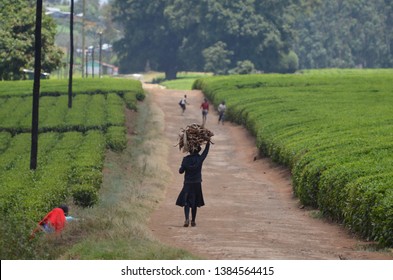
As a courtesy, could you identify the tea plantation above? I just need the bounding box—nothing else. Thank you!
[194,69,393,246]
[0,78,144,256]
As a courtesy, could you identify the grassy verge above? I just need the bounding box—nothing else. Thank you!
[162,73,212,90]
[142,72,212,90]
[57,94,198,259]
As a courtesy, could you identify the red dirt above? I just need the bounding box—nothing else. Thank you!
[144,83,392,260]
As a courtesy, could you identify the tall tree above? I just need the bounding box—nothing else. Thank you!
[202,41,233,75]
[112,0,297,78]
[112,0,182,79]
[0,0,63,80]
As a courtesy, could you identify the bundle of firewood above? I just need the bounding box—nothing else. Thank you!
[177,123,214,152]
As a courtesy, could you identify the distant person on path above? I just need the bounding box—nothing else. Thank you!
[176,142,210,227]
[200,98,209,127]
[217,101,226,125]
[179,95,189,115]
[30,204,75,239]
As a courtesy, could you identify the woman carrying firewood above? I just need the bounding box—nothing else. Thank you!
[176,124,213,227]
[176,141,210,227]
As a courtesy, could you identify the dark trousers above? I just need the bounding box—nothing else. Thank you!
[184,205,197,221]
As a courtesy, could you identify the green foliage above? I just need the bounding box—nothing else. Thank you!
[0,0,63,80]
[292,0,393,68]
[106,126,127,151]
[161,72,213,90]
[112,0,295,77]
[0,78,144,258]
[112,0,393,74]
[0,78,144,97]
[60,94,197,260]
[194,69,393,246]
[344,173,393,245]
[278,51,299,73]
[0,79,144,134]
[203,41,233,75]
[71,184,99,208]
[113,0,182,78]
[0,214,53,260]
[229,60,257,75]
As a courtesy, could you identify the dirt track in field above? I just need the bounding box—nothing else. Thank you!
[144,83,392,260]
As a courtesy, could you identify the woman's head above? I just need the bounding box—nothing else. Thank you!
[59,204,69,216]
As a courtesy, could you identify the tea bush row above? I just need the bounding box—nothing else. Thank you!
[0,78,145,98]
[0,131,106,219]
[193,69,393,246]
[0,78,144,257]
[0,94,124,134]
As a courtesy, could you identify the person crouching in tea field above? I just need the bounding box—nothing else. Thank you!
[30,204,75,239]
[176,141,210,227]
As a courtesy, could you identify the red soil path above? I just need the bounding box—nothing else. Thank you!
[145,84,392,260]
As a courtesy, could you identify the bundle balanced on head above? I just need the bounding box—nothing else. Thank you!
[176,123,214,227]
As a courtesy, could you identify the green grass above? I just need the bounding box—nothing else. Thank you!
[160,72,212,90]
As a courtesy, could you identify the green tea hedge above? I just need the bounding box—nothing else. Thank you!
[194,69,393,246]
[0,78,145,257]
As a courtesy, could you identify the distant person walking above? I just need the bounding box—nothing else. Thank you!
[179,95,189,115]
[217,101,226,125]
[176,142,210,227]
[200,98,209,127]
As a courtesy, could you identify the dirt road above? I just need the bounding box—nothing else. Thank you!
[145,84,392,260]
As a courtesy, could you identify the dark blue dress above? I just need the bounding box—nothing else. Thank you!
[176,142,210,208]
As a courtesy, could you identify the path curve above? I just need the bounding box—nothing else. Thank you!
[145,84,392,260]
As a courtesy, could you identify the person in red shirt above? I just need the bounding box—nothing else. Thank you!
[30,204,70,239]
[200,98,209,127]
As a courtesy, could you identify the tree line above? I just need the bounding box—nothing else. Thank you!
[292,0,393,69]
[112,0,297,79]
[112,0,393,79]
[1,0,392,80]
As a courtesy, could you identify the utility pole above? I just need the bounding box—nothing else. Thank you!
[68,0,74,108]
[99,32,102,78]
[92,46,95,78]
[85,48,89,77]
[30,0,43,170]
[81,0,86,78]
